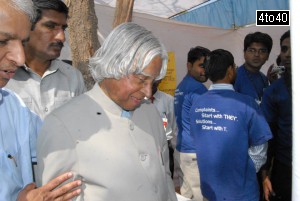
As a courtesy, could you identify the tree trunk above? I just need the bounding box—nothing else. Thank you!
[65,0,100,90]
[113,0,135,28]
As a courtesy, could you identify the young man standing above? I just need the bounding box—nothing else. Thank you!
[174,46,210,200]
[190,49,272,201]
[261,30,292,201]
[6,0,86,120]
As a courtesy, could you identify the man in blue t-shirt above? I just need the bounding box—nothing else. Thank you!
[261,30,292,201]
[190,49,272,201]
[174,46,210,200]
[234,32,273,105]
[234,32,273,200]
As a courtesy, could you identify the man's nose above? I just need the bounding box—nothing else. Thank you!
[141,82,153,99]
[254,51,260,56]
[7,41,25,66]
[55,28,66,42]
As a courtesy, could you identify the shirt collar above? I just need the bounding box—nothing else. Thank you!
[23,59,59,76]
[121,110,132,118]
[153,89,161,100]
[88,83,133,118]
[209,83,235,91]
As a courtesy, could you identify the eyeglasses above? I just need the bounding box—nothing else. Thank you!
[246,48,268,55]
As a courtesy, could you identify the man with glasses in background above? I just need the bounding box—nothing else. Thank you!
[234,31,273,105]
[234,31,273,201]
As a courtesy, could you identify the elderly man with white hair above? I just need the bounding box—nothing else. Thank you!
[37,22,177,201]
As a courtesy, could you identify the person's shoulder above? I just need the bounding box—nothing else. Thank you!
[270,77,284,86]
[54,93,87,113]
[54,59,83,75]
[135,101,160,122]
[235,65,246,81]
[232,91,260,107]
[236,64,245,73]
[192,83,208,93]
[184,75,207,92]
[259,71,267,77]
[259,71,268,80]
[5,67,29,90]
[176,75,188,88]
[1,88,27,107]
[231,89,250,99]
[1,88,39,121]
[157,90,174,100]
[265,77,284,93]
[212,89,253,103]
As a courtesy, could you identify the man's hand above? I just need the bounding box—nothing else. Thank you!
[263,175,273,201]
[267,64,279,84]
[17,172,81,201]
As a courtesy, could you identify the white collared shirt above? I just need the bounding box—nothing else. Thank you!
[6,59,86,119]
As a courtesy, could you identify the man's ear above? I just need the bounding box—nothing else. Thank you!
[227,65,235,80]
[187,62,192,71]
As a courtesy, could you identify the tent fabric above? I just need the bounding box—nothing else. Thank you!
[61,3,289,85]
[61,4,289,86]
[69,4,288,86]
[94,0,207,18]
[172,0,289,29]
[94,0,289,29]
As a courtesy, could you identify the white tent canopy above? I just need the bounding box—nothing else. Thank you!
[65,4,288,84]
[94,0,289,29]
[94,0,207,18]
[62,1,289,83]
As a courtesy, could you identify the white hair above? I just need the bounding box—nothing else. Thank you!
[8,0,36,22]
[89,22,168,82]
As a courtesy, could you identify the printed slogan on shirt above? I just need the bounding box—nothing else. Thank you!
[194,107,238,132]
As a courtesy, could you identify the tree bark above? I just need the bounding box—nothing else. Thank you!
[65,0,100,90]
[113,0,135,28]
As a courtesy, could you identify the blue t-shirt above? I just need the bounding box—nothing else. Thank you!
[190,88,272,201]
[261,77,292,166]
[234,64,269,104]
[174,74,207,152]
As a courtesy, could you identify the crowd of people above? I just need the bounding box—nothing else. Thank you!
[0,0,292,201]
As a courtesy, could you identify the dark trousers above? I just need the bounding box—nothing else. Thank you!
[257,170,264,201]
[168,140,174,178]
[270,159,292,201]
